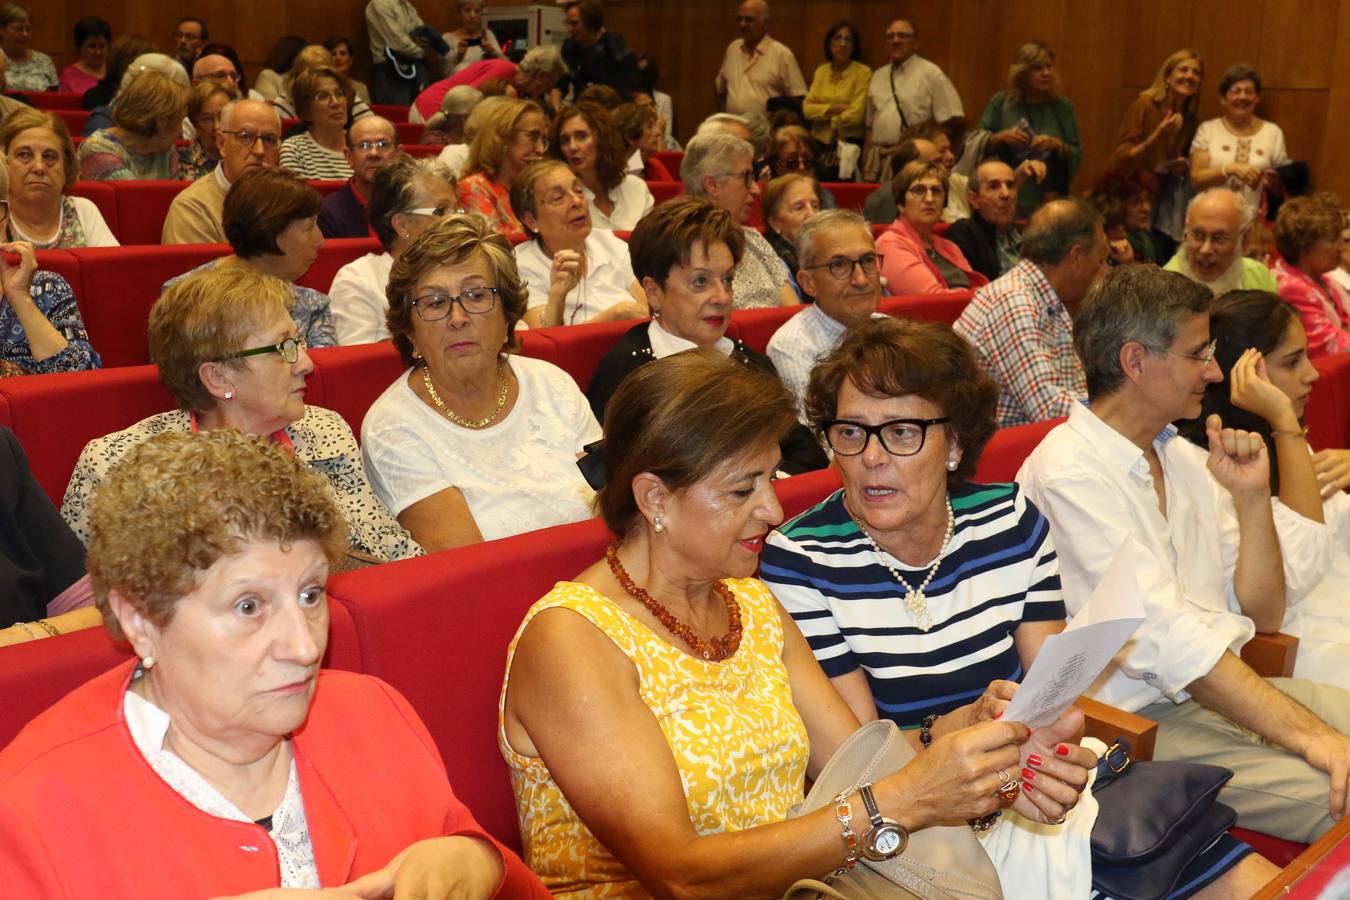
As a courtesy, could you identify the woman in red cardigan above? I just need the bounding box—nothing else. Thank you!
[876,159,988,296]
[0,429,548,900]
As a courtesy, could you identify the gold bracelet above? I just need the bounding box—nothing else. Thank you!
[15,622,40,640]
[33,619,60,638]
[1270,427,1308,439]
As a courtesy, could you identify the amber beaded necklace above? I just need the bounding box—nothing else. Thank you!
[605,542,743,661]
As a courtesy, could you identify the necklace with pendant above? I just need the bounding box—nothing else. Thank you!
[422,362,509,429]
[848,497,956,632]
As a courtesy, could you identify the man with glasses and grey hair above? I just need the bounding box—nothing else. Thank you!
[319,116,400,239]
[163,99,281,244]
[768,210,884,414]
[1164,187,1278,295]
[1019,264,1350,844]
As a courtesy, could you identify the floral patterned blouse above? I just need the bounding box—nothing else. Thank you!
[176,141,220,181]
[77,129,182,181]
[734,227,791,310]
[456,172,525,239]
[61,406,423,562]
[0,271,102,376]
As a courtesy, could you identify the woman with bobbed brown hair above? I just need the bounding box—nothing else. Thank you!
[77,68,187,180]
[552,100,654,230]
[61,265,418,565]
[500,348,1042,897]
[14,428,544,898]
[0,107,117,247]
[161,166,336,348]
[361,213,600,551]
[876,159,984,294]
[279,65,357,180]
[177,79,237,180]
[1272,196,1350,358]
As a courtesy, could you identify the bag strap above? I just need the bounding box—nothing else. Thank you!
[1093,738,1133,791]
[782,878,852,900]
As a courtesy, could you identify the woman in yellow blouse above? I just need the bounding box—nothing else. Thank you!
[802,21,870,149]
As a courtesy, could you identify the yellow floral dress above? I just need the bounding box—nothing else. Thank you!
[498,578,810,898]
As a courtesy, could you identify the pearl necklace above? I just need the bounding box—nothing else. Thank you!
[421,362,509,429]
[848,497,956,632]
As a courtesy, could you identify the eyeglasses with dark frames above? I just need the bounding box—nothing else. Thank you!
[412,287,499,321]
[721,168,756,188]
[1147,338,1218,365]
[823,417,951,457]
[803,252,884,281]
[224,334,308,364]
[219,129,281,149]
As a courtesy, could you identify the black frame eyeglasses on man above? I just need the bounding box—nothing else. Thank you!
[803,253,884,281]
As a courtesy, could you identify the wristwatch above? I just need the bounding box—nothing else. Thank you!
[858,783,908,861]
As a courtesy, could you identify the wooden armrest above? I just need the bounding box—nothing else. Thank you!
[1076,696,1157,761]
[1241,632,1300,679]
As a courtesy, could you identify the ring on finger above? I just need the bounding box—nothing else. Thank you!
[1052,812,1067,825]
[994,772,1021,803]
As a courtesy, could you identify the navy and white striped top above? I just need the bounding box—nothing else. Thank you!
[761,482,1066,729]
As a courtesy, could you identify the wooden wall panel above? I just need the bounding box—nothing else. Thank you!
[28,0,1350,197]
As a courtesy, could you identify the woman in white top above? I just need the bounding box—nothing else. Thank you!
[1190,64,1289,213]
[0,108,117,249]
[279,66,355,181]
[1184,291,1350,690]
[441,0,503,73]
[510,160,647,328]
[361,214,601,551]
[551,101,654,231]
[329,155,460,344]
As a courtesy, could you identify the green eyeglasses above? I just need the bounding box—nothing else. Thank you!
[225,335,308,364]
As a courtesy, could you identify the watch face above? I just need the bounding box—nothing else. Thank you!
[864,822,907,860]
[875,828,903,855]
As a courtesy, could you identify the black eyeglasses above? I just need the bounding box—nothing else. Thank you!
[412,287,499,321]
[803,252,884,281]
[224,334,307,364]
[823,417,951,457]
[721,168,756,188]
[219,129,281,149]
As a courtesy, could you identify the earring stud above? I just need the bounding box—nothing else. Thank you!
[946,458,958,471]
[653,515,664,533]
[223,390,233,400]
[141,655,155,670]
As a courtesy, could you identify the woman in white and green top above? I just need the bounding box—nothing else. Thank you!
[279,66,355,181]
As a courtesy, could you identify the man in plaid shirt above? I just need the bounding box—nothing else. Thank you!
[954,198,1108,427]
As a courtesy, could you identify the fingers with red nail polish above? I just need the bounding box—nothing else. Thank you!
[1023,781,1035,792]
[1022,768,1035,781]
[1027,754,1043,767]
[1055,744,1070,756]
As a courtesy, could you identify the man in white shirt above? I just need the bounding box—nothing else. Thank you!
[715,0,806,117]
[1018,264,1350,843]
[163,100,281,245]
[863,20,963,182]
[768,210,882,412]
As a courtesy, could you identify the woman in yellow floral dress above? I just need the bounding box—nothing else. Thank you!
[499,349,1091,897]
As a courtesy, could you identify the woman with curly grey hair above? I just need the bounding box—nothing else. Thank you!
[361,213,601,551]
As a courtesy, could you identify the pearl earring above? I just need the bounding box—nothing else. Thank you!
[650,306,661,319]
[946,458,959,471]
[223,390,233,400]
[653,515,664,533]
[141,655,155,670]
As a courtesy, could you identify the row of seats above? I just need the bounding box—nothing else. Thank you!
[10,92,412,122]
[0,291,973,506]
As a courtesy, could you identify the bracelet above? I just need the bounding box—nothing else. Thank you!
[919,713,940,748]
[33,619,60,638]
[968,810,1003,833]
[1270,427,1309,439]
[15,622,40,640]
[832,792,860,874]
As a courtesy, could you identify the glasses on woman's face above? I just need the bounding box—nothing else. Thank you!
[722,168,756,188]
[779,154,815,172]
[412,286,499,321]
[314,89,347,104]
[803,252,884,281]
[513,129,550,150]
[906,184,945,199]
[823,417,951,457]
[225,334,308,364]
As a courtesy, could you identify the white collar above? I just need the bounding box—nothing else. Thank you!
[649,320,734,359]
[214,163,232,192]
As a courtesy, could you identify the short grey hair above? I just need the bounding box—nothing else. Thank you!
[369,154,457,250]
[969,159,1015,194]
[120,53,190,91]
[218,98,282,132]
[518,44,565,81]
[1185,187,1257,234]
[1021,197,1102,267]
[1074,265,1212,400]
[696,112,751,138]
[796,209,870,268]
[681,132,754,197]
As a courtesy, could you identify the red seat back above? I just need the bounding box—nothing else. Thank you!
[823,182,878,214]
[775,467,842,520]
[396,122,424,145]
[295,237,383,295]
[13,90,84,109]
[34,250,83,300]
[1307,353,1350,452]
[879,289,971,326]
[67,181,119,238]
[652,150,683,177]
[110,180,191,245]
[403,144,440,158]
[530,318,643,391]
[54,109,91,136]
[308,179,347,198]
[306,343,409,436]
[647,180,683,205]
[370,104,409,122]
[729,305,805,354]
[974,418,1063,483]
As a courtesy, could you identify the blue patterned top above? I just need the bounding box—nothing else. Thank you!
[1,271,103,375]
[162,260,338,349]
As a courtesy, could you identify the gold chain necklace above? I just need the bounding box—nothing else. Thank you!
[421,362,509,429]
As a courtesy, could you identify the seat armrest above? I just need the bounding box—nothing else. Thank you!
[1076,696,1157,761]
[1241,632,1299,678]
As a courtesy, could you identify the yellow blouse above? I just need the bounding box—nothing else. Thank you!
[499,578,810,898]
[802,61,871,145]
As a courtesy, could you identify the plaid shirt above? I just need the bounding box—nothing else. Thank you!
[954,260,1085,427]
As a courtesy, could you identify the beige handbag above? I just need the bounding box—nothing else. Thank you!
[783,720,1004,900]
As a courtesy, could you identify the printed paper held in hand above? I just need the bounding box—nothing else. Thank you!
[1002,542,1145,730]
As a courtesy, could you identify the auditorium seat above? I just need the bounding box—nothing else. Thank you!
[295,236,382,295]
[823,182,878,214]
[404,143,441,158]
[54,109,91,135]
[307,342,410,435]
[652,150,683,176]
[646,180,682,205]
[370,104,410,122]
[67,181,119,238]
[396,122,424,145]
[973,418,1063,483]
[728,305,805,354]
[879,289,971,326]
[10,90,83,109]
[526,318,643,391]
[109,180,190,245]
[1307,353,1350,452]
[34,249,83,299]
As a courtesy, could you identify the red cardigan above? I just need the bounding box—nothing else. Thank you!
[0,661,550,898]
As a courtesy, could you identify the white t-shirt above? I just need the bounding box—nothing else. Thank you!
[583,175,654,231]
[514,230,636,325]
[360,355,602,541]
[8,196,119,249]
[329,251,394,345]
[1191,118,1290,211]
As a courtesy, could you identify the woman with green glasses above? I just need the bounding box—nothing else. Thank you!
[61,265,420,567]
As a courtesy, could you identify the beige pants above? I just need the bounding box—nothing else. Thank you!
[1143,678,1350,843]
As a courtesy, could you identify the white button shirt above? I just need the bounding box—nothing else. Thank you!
[514,230,637,325]
[1016,403,1325,713]
[865,55,964,147]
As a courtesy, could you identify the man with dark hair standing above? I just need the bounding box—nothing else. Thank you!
[561,0,641,97]
[173,17,207,72]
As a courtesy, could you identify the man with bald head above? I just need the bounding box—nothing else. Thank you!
[192,53,240,88]
[947,159,1025,281]
[319,116,401,238]
[163,99,282,244]
[1164,187,1278,296]
[955,197,1108,426]
[716,0,806,116]
[862,19,963,181]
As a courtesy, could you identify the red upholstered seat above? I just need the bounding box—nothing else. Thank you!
[403,144,440,158]
[823,182,879,214]
[54,108,91,136]
[295,236,383,295]
[0,364,175,504]
[775,467,842,520]
[34,250,83,300]
[652,150,683,176]
[14,90,84,109]
[369,104,410,122]
[646,180,683,205]
[1307,353,1350,452]
[67,181,119,238]
[529,318,645,391]
[75,244,227,367]
[306,342,409,436]
[396,122,424,145]
[308,179,348,198]
[973,418,1063,483]
[879,289,971,326]
[109,180,191,245]
[729,305,805,354]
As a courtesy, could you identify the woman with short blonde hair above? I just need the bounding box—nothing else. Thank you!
[78,69,188,180]
[457,98,549,239]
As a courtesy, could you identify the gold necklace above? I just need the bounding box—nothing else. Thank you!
[421,362,509,429]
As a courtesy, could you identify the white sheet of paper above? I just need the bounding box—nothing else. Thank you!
[1001,543,1145,731]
